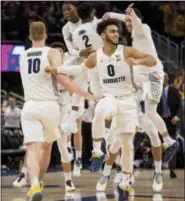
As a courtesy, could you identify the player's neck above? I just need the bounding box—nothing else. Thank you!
[103,43,117,56]
[71,16,80,24]
[32,41,45,48]
[82,19,92,24]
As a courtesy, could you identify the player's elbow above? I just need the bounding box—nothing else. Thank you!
[147,55,157,67]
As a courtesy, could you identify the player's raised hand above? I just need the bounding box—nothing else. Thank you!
[126,3,134,15]
[125,58,140,66]
[44,66,57,75]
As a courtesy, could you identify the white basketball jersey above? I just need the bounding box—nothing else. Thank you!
[72,22,103,51]
[96,45,136,96]
[133,24,163,74]
[20,46,59,101]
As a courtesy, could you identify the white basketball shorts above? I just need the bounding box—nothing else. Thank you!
[21,100,61,144]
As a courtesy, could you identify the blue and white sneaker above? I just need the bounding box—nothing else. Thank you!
[152,172,163,192]
[163,141,179,163]
[96,175,110,191]
[89,152,106,172]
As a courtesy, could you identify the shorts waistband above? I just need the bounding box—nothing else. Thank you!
[59,89,67,93]
[115,92,136,100]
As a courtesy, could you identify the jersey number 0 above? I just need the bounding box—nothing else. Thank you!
[28,58,41,74]
[107,64,115,77]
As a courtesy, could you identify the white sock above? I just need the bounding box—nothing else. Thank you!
[154,161,162,173]
[93,141,102,154]
[76,151,82,159]
[163,136,175,146]
[64,172,72,182]
[103,164,112,176]
[31,178,40,187]
[21,166,27,175]
[70,110,79,122]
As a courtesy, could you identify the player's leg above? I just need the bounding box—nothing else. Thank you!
[118,133,135,201]
[96,133,120,191]
[26,101,61,201]
[114,150,122,184]
[39,142,53,183]
[21,102,46,201]
[57,136,76,192]
[146,99,179,163]
[73,116,83,177]
[67,135,74,161]
[145,73,179,162]
[13,150,28,188]
[90,96,118,171]
[138,102,163,191]
[116,96,137,200]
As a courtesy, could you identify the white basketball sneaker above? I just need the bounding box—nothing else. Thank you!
[153,172,163,192]
[73,158,82,177]
[96,175,110,191]
[65,180,76,192]
[13,173,27,188]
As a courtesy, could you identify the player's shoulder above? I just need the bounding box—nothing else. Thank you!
[62,22,70,32]
[48,47,60,56]
[143,23,151,33]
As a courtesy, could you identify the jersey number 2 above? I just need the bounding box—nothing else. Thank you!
[107,65,115,77]
[28,58,41,74]
[82,35,91,48]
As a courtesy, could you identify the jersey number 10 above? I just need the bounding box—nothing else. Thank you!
[28,58,41,74]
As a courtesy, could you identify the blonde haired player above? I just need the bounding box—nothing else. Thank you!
[20,21,96,201]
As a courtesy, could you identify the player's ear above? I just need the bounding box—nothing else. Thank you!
[45,34,48,40]
[29,35,32,41]
[101,32,106,40]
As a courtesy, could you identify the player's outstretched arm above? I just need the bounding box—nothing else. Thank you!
[102,11,126,22]
[124,47,157,67]
[45,52,97,76]
[56,74,98,101]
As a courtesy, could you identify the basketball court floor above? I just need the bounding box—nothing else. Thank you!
[1,169,184,201]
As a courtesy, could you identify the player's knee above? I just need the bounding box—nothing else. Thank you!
[120,134,134,150]
[93,106,106,121]
[57,141,71,163]
[42,142,52,155]
[148,133,161,147]
[109,140,121,154]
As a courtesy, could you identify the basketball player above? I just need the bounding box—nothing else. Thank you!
[72,2,126,189]
[103,6,179,191]
[45,19,157,199]
[12,42,74,190]
[103,4,179,164]
[20,21,96,201]
[62,2,92,177]
[50,41,76,192]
